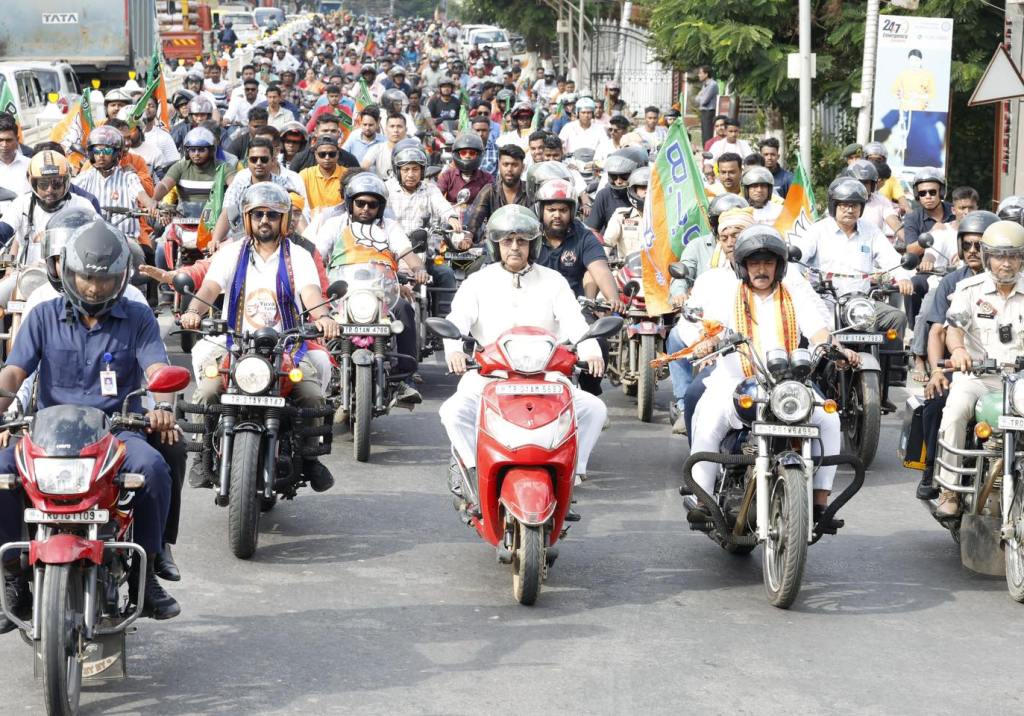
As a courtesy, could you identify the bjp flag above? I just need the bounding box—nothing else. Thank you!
[774,155,818,244]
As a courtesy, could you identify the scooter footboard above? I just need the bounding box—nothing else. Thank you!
[499,467,556,526]
[681,452,757,546]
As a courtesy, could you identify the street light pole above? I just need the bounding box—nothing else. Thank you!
[856,0,880,145]
[578,0,585,88]
[798,0,812,173]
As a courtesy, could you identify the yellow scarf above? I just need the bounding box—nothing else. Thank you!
[710,244,723,268]
[733,282,799,377]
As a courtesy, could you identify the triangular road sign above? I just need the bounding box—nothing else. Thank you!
[969,46,1024,106]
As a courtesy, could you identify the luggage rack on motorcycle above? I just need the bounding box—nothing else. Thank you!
[680,451,866,545]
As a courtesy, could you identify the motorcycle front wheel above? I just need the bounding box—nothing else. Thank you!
[41,563,85,716]
[512,521,545,606]
[637,335,655,423]
[228,431,262,559]
[353,364,372,462]
[1005,480,1024,602]
[844,371,881,470]
[762,467,809,609]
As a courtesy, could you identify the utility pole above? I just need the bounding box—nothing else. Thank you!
[798,0,812,173]
[856,0,880,145]
[577,0,585,87]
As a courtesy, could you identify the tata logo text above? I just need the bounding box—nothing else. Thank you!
[42,13,79,24]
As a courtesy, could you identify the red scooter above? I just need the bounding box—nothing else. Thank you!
[0,365,191,715]
[426,315,621,605]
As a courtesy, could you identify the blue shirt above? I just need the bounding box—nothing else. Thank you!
[537,219,607,297]
[342,133,386,163]
[923,264,976,327]
[9,297,168,415]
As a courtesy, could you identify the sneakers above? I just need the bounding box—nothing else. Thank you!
[0,573,31,634]
[935,489,959,517]
[395,382,422,406]
[142,567,181,621]
[303,460,335,493]
[154,544,181,582]
[916,474,940,501]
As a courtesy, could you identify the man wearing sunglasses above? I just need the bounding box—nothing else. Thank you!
[154,127,234,207]
[902,167,954,250]
[300,136,348,213]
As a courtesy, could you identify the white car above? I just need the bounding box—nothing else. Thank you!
[460,26,513,66]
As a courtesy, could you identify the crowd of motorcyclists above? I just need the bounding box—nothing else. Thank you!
[2,11,1024,707]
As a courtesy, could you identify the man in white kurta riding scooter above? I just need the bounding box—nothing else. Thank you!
[679,226,859,523]
[439,204,606,493]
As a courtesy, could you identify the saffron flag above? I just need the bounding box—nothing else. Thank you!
[149,46,170,129]
[364,36,377,57]
[773,154,817,245]
[196,164,227,250]
[335,96,356,144]
[0,82,22,141]
[639,119,712,316]
[50,87,94,171]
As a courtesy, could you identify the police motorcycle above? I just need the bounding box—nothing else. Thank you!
[795,247,921,470]
[172,275,341,559]
[901,312,1024,598]
[0,365,192,716]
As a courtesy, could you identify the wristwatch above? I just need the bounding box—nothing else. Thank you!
[154,401,174,413]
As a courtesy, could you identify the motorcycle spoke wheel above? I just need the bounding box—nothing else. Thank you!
[1005,483,1024,603]
[762,467,808,609]
[844,372,881,470]
[353,364,372,462]
[228,431,263,559]
[41,563,85,716]
[511,522,545,606]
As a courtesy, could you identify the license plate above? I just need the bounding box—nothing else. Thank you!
[999,415,1024,431]
[221,394,286,407]
[841,333,883,344]
[341,324,389,336]
[6,300,24,313]
[752,422,820,438]
[24,509,109,524]
[446,252,479,261]
[636,321,658,333]
[495,383,565,395]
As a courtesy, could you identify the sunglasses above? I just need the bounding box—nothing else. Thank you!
[317,151,338,158]
[918,189,939,197]
[353,199,380,209]
[961,240,983,252]
[91,147,116,156]
[457,149,479,158]
[499,237,531,247]
[34,178,65,190]
[248,155,272,164]
[187,146,210,153]
[250,210,283,221]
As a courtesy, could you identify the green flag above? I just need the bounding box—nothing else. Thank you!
[0,81,19,124]
[80,87,94,129]
[128,76,160,127]
[458,103,470,133]
[201,164,227,233]
[357,78,373,109]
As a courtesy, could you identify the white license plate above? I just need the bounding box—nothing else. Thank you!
[24,509,109,524]
[998,415,1024,431]
[221,394,286,407]
[752,423,820,438]
[495,383,565,395]
[6,300,24,313]
[342,324,389,335]
[841,333,884,344]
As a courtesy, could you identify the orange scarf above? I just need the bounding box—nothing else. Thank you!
[733,282,798,377]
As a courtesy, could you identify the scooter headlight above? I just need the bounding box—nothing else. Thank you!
[1012,377,1024,416]
[33,458,95,495]
[842,297,876,330]
[769,380,813,424]
[498,335,556,374]
[233,355,274,395]
[347,289,379,324]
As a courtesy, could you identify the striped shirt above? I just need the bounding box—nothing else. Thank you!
[73,167,146,239]
[383,177,455,235]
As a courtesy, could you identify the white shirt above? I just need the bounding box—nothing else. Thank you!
[925,224,959,270]
[496,130,529,151]
[204,238,321,333]
[708,137,753,161]
[138,126,180,170]
[861,192,899,235]
[0,153,31,196]
[603,206,642,258]
[362,142,396,179]
[0,193,97,262]
[753,202,783,225]
[679,267,828,386]
[312,215,411,268]
[947,272,1024,366]
[636,125,667,151]
[444,262,600,360]
[266,105,297,130]
[795,216,912,296]
[223,95,258,126]
[558,121,613,161]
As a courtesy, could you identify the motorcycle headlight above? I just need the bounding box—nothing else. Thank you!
[769,380,813,424]
[842,297,876,330]
[499,335,556,374]
[347,289,379,324]
[33,458,95,495]
[16,267,47,300]
[233,355,274,395]
[1012,377,1024,416]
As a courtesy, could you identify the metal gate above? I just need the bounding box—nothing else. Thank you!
[585,19,673,112]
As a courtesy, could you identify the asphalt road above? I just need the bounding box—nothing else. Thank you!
[3,363,1024,715]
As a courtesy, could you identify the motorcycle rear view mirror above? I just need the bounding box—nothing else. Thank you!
[425,317,464,340]
[916,232,934,249]
[0,187,17,202]
[622,280,641,298]
[424,165,441,180]
[172,272,196,297]
[668,262,689,280]
[408,229,428,254]
[901,252,921,270]
[947,310,971,330]
[788,245,802,263]
[681,305,704,323]
[578,315,624,343]
[327,279,348,300]
[456,188,471,205]
[147,365,192,394]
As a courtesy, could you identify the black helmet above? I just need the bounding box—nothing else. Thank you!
[43,207,97,292]
[956,210,1000,261]
[60,219,130,318]
[845,159,879,185]
[485,204,543,264]
[997,195,1024,225]
[708,193,749,233]
[828,178,869,218]
[613,145,649,169]
[344,172,388,220]
[626,167,649,212]
[603,154,638,197]
[452,132,484,173]
[525,160,574,204]
[732,225,788,285]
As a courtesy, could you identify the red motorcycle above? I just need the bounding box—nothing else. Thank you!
[161,201,210,354]
[0,365,191,716]
[426,315,621,605]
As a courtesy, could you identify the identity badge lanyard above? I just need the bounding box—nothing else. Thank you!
[100,351,118,397]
